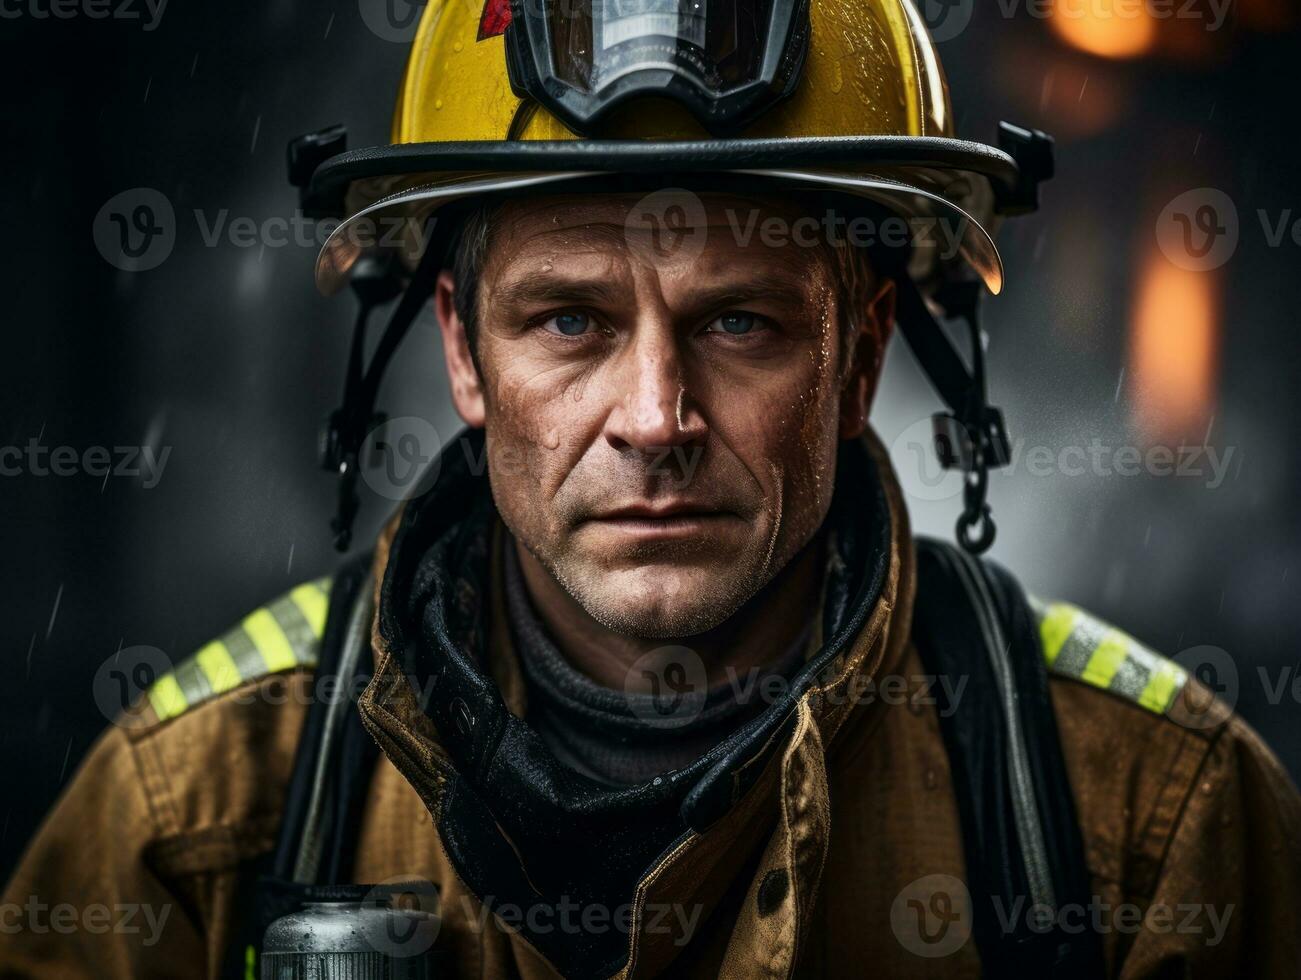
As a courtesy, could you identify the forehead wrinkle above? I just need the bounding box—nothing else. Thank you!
[498,217,631,254]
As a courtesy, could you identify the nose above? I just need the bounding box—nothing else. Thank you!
[603,331,708,458]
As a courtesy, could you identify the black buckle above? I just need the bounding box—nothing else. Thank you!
[932,407,1010,473]
[996,122,1055,216]
[287,125,348,219]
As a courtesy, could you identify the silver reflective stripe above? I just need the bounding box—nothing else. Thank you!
[1030,596,1188,716]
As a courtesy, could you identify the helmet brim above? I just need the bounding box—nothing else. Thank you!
[311,136,1017,297]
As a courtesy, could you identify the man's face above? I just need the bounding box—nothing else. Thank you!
[437,192,887,638]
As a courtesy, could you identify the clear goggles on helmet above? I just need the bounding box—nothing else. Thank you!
[505,0,810,135]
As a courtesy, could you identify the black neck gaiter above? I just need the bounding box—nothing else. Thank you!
[503,534,814,787]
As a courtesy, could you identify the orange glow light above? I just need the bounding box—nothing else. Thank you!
[1049,0,1158,59]
[1128,250,1219,444]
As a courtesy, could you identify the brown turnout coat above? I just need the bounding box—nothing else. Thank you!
[3,438,1299,978]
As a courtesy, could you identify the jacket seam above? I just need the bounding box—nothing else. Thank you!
[125,726,181,840]
[1129,724,1227,903]
[145,815,282,877]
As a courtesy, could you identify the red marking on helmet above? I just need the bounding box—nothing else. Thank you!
[478,0,512,40]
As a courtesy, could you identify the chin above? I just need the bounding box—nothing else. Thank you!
[565,561,757,639]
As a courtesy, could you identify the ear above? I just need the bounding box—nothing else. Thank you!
[839,278,896,440]
[434,269,486,428]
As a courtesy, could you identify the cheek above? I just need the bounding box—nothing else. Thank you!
[480,350,603,527]
[708,334,841,540]
[715,334,840,468]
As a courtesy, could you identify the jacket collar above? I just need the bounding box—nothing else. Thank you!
[358,427,916,978]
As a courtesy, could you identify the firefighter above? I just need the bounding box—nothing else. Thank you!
[3,0,1299,977]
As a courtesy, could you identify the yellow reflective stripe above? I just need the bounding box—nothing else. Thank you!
[142,577,332,724]
[195,639,243,695]
[1139,661,1184,713]
[290,582,329,639]
[1039,603,1078,667]
[1081,631,1130,689]
[148,673,188,722]
[243,607,297,672]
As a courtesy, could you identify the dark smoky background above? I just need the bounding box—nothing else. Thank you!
[2,0,1299,878]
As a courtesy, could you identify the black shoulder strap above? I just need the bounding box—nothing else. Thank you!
[911,537,1103,977]
[221,550,380,980]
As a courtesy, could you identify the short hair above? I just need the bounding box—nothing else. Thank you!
[450,194,895,375]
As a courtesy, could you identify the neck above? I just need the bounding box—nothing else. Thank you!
[513,536,827,691]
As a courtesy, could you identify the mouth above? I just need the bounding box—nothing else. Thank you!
[582,502,742,541]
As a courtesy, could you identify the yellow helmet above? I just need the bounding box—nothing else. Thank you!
[303,0,1052,299]
[299,0,1054,554]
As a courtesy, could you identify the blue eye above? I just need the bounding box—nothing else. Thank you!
[544,312,592,336]
[708,312,758,335]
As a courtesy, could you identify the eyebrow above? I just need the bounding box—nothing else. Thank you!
[679,272,814,314]
[489,269,626,310]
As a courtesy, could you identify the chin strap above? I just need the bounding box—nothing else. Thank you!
[894,276,1012,555]
[319,232,444,551]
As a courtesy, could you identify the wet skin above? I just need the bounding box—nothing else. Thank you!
[435,193,894,690]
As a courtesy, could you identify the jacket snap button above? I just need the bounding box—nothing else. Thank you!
[451,698,475,737]
[756,869,789,917]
